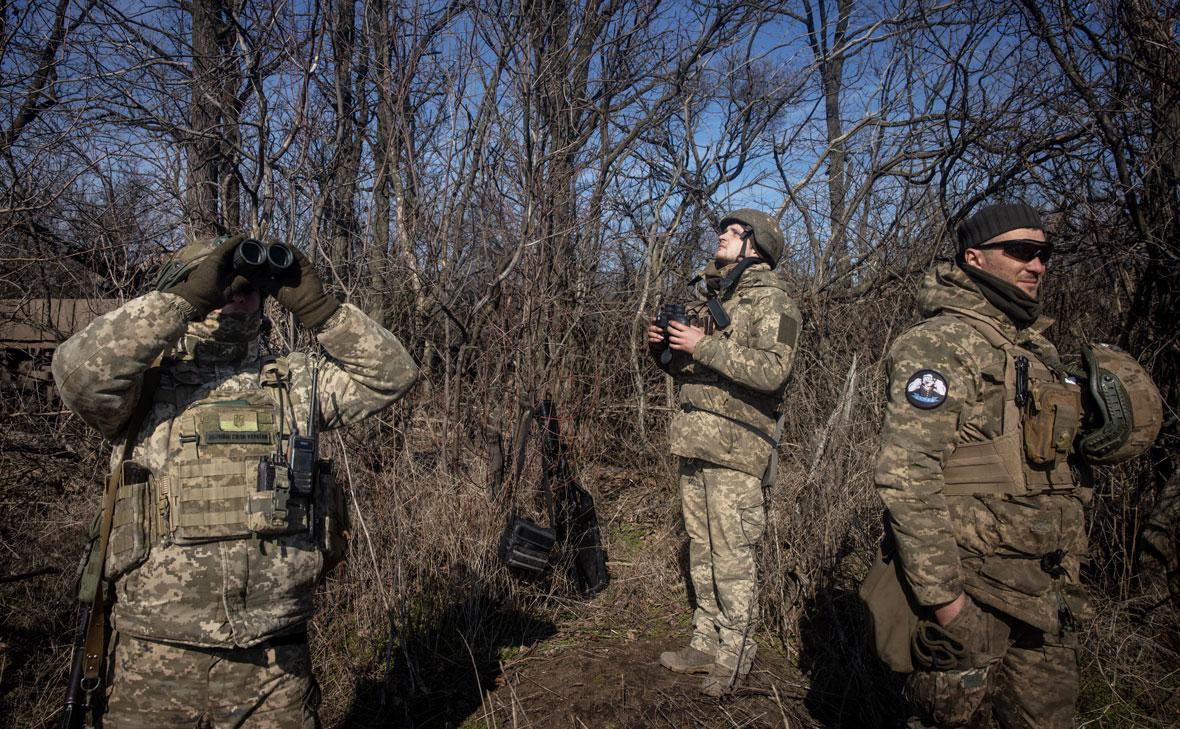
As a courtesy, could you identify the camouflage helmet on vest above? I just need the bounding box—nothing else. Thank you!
[1078,344,1163,465]
[718,208,784,269]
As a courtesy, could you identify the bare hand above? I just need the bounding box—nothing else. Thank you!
[667,320,706,355]
[647,322,665,346]
[933,592,968,626]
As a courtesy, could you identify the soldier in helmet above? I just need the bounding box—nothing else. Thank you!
[647,209,801,697]
[52,236,417,727]
[863,201,1160,727]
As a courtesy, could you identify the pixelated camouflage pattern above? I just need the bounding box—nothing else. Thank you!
[52,294,416,648]
[904,596,1078,729]
[680,458,764,676]
[53,292,192,439]
[659,262,801,478]
[105,631,318,728]
[874,264,1086,631]
[1142,471,1180,576]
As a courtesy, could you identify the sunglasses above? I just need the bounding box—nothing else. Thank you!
[977,239,1053,264]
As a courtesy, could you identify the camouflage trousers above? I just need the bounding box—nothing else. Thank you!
[1142,471,1180,579]
[905,597,1078,729]
[679,458,765,674]
[104,631,320,729]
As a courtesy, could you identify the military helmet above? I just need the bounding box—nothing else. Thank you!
[1078,343,1163,465]
[154,238,220,292]
[718,208,784,269]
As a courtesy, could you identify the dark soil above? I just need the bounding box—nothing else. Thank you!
[480,632,810,729]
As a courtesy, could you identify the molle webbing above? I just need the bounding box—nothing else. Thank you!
[939,309,1075,497]
[163,379,304,543]
[942,433,1025,496]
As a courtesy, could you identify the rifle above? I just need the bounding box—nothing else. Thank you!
[536,400,609,596]
[59,607,94,729]
[60,358,161,729]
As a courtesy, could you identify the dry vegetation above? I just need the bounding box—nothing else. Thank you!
[2,0,1179,727]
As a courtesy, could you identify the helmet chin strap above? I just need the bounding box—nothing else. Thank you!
[737,226,753,261]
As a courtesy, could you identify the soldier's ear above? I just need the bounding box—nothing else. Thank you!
[962,248,985,269]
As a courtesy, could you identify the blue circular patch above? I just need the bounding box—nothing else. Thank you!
[906,369,948,409]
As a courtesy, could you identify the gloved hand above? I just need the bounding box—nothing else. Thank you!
[162,236,248,319]
[911,620,970,671]
[256,244,340,330]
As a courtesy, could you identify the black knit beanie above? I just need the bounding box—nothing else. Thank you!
[956,201,1043,253]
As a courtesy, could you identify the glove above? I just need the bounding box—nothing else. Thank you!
[162,236,248,319]
[257,244,340,330]
[911,620,970,671]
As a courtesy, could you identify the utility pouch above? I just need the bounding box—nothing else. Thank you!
[1059,583,1093,627]
[76,513,104,604]
[859,545,921,673]
[1023,382,1081,465]
[105,462,152,581]
[316,460,351,575]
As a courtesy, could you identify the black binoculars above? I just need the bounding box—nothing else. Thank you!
[655,303,688,364]
[656,303,688,338]
[233,239,294,277]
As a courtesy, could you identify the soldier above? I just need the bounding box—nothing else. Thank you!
[647,209,801,697]
[866,201,1160,727]
[52,236,417,728]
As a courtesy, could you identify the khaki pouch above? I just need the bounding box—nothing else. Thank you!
[76,512,103,603]
[1023,382,1081,465]
[858,546,920,673]
[105,463,152,581]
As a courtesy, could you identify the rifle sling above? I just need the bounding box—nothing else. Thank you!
[82,357,162,685]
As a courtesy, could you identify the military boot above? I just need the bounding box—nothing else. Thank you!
[700,644,757,698]
[658,646,714,674]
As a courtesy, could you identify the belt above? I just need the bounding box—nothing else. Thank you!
[139,627,309,658]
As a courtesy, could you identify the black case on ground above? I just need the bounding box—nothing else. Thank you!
[498,516,556,574]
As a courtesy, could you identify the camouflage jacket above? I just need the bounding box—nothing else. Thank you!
[52,292,417,647]
[874,264,1086,633]
[655,262,801,477]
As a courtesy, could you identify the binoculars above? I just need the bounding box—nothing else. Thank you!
[655,303,688,365]
[233,239,294,278]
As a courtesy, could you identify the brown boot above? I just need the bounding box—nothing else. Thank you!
[659,646,715,674]
[699,644,757,698]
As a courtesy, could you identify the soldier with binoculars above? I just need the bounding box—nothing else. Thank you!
[53,235,417,728]
[647,209,802,697]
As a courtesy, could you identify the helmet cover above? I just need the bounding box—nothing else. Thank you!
[1078,343,1163,464]
[718,208,784,268]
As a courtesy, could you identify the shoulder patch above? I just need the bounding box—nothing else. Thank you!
[905,369,948,409]
[777,313,799,346]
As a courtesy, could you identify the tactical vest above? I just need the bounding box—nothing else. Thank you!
[106,357,350,580]
[939,308,1082,497]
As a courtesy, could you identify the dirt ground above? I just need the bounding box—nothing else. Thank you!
[477,629,810,729]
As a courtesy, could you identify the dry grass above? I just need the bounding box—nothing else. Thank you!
[1,285,1177,728]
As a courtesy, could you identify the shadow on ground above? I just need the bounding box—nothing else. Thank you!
[796,584,906,728]
[337,575,557,729]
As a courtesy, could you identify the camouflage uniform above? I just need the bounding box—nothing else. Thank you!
[656,261,800,688]
[874,263,1087,728]
[1141,471,1180,593]
[53,291,417,727]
